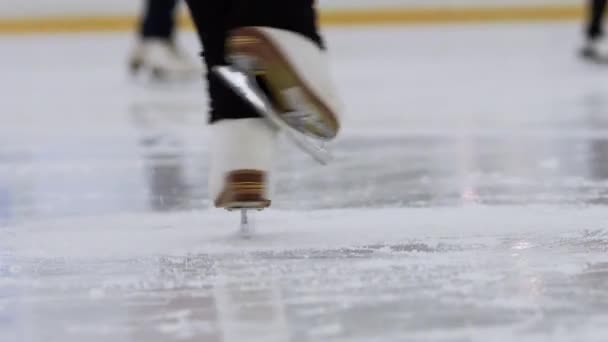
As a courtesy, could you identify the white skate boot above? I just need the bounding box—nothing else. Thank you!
[581,37,608,64]
[213,27,341,164]
[129,38,200,81]
[209,118,277,235]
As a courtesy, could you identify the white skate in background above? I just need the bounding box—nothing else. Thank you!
[581,37,608,64]
[129,38,201,82]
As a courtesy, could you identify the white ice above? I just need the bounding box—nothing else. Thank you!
[1,22,608,342]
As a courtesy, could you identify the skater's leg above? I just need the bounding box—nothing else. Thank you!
[185,1,254,123]
[140,0,178,40]
[184,0,274,209]
[185,0,339,208]
[583,0,608,61]
[185,0,326,123]
[587,0,607,40]
[130,0,199,81]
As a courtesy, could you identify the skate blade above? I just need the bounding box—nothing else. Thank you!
[238,209,254,239]
[213,65,332,165]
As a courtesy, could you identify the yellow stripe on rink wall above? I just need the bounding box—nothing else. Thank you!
[320,5,583,26]
[0,16,136,34]
[0,5,584,35]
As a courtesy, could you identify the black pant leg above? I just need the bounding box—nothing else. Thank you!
[225,0,323,48]
[185,0,323,123]
[140,0,179,40]
[588,0,607,40]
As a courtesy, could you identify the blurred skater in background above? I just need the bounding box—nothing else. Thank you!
[130,0,199,81]
[582,0,608,62]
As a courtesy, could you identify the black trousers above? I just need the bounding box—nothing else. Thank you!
[588,0,607,39]
[185,0,323,123]
[140,0,179,40]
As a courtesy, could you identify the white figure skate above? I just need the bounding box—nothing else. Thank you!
[213,27,342,165]
[209,118,276,237]
[130,38,200,82]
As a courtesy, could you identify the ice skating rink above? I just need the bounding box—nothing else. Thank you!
[1,22,608,341]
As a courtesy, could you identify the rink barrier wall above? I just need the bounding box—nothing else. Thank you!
[0,5,583,35]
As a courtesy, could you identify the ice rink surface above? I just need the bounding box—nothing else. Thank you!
[1,22,608,341]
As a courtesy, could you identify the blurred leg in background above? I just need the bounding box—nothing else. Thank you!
[184,0,339,210]
[130,0,199,81]
[582,0,608,62]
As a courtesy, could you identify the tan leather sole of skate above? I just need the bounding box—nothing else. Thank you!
[227,27,339,140]
[215,170,271,210]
